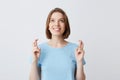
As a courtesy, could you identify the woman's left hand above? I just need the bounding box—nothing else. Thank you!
[75,40,85,63]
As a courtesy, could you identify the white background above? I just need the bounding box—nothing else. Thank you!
[0,0,120,80]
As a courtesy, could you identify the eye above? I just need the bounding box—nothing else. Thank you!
[60,19,65,23]
[50,19,55,22]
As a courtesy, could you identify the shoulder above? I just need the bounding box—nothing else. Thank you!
[65,42,79,51]
[68,42,78,48]
[38,42,47,49]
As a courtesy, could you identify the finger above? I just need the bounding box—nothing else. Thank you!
[33,47,40,54]
[33,39,38,47]
[79,40,84,49]
[76,47,81,53]
[76,47,78,52]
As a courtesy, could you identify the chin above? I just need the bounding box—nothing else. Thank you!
[52,33,63,36]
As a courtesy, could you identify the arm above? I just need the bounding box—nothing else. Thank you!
[75,40,86,80]
[29,39,41,80]
[29,59,41,80]
[76,62,85,80]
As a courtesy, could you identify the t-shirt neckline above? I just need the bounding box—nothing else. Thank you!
[45,42,71,49]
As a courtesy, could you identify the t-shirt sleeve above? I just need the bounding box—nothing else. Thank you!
[37,56,41,67]
[82,58,86,65]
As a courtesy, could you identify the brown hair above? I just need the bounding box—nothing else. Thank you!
[46,8,70,39]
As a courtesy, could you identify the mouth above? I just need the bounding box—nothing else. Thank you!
[53,28,61,31]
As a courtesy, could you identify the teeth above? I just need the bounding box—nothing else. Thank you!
[55,29,59,30]
[54,28,60,31]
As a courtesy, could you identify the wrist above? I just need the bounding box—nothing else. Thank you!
[32,58,38,63]
[76,61,83,66]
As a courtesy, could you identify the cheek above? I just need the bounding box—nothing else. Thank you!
[62,25,66,31]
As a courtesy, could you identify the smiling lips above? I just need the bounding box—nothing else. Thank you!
[53,28,61,32]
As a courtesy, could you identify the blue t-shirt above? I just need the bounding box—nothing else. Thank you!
[37,42,86,80]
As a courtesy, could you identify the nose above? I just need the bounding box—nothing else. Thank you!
[54,21,59,26]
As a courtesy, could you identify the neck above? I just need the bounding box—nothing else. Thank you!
[50,36,65,43]
[48,36,68,48]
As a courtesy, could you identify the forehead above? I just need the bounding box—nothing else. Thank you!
[50,12,64,19]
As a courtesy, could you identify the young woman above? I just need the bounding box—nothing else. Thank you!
[29,8,86,80]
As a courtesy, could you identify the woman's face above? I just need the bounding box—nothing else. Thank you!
[49,12,65,37]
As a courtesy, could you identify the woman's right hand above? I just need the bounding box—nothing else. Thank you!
[32,39,40,60]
